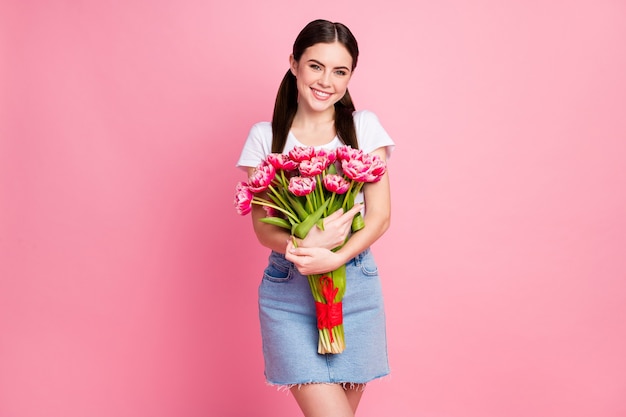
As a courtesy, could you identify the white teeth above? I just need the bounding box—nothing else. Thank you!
[313,89,330,98]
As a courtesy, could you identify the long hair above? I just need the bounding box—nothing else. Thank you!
[271,19,359,153]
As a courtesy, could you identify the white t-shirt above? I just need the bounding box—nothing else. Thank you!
[236,110,395,169]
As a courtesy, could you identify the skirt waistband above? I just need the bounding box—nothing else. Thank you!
[269,247,371,267]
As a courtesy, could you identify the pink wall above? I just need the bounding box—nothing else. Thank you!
[1,1,625,416]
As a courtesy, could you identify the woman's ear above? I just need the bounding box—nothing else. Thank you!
[289,54,298,76]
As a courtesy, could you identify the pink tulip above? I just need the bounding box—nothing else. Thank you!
[248,162,276,193]
[323,174,350,194]
[342,158,382,183]
[336,146,363,162]
[315,148,337,164]
[367,156,387,181]
[300,157,326,177]
[288,146,316,162]
[288,176,316,196]
[318,153,335,169]
[358,153,387,182]
[267,153,298,171]
[234,182,253,215]
[263,205,280,217]
[341,159,368,182]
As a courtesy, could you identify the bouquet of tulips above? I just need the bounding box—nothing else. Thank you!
[235,145,386,354]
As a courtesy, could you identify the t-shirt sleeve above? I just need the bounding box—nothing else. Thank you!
[354,110,395,158]
[236,122,272,169]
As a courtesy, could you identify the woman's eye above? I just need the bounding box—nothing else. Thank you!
[310,64,321,71]
[335,70,347,76]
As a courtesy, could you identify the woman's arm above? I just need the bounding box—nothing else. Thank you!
[246,167,292,253]
[285,146,391,275]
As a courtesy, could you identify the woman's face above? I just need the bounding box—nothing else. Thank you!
[290,41,353,115]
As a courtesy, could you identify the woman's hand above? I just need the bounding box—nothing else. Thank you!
[285,238,347,275]
[297,203,363,250]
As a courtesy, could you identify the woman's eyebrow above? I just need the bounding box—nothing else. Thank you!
[307,59,350,71]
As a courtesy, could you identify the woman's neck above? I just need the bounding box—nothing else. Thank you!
[291,107,335,130]
[290,108,337,146]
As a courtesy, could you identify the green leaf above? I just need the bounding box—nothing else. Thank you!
[287,195,309,221]
[351,212,365,232]
[260,217,291,230]
[328,196,344,214]
[331,264,347,300]
[292,199,330,239]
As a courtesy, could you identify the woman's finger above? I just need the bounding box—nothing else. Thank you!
[336,203,363,224]
[322,208,345,225]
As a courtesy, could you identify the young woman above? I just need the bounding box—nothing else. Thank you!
[237,19,395,417]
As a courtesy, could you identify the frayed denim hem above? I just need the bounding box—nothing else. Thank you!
[268,381,367,393]
[265,373,390,392]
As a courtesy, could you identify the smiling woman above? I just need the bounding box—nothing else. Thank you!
[2,2,625,417]
[269,20,361,155]
[236,19,395,417]
[290,43,353,117]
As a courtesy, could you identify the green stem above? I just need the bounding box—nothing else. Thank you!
[267,184,291,211]
[251,199,299,222]
[326,193,336,216]
[305,193,314,213]
[341,181,355,211]
[316,173,325,209]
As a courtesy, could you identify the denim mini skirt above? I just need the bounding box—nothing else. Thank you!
[258,248,390,387]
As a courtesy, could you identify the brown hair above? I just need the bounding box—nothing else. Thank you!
[271,19,359,153]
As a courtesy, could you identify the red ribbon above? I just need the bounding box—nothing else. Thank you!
[315,275,343,342]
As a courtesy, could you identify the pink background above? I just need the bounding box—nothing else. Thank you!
[1,1,625,416]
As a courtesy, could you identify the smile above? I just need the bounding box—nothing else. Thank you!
[311,88,331,100]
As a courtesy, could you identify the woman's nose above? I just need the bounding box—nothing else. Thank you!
[318,71,331,87]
